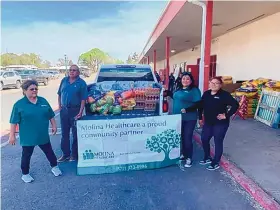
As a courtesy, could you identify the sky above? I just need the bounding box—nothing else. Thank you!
[1,1,167,65]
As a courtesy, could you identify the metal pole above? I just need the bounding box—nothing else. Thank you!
[165,37,170,88]
[64,54,67,74]
[188,0,206,91]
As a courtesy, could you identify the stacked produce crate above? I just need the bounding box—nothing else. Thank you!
[86,82,161,116]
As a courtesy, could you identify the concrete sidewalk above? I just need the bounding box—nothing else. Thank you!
[197,118,280,205]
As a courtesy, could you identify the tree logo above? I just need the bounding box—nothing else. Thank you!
[146,129,180,162]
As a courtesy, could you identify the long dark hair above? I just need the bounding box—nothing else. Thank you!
[178,72,196,90]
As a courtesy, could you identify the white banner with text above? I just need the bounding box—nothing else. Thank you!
[77,114,181,175]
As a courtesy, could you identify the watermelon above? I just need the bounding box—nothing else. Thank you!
[112,105,122,115]
[99,104,110,115]
[90,103,97,113]
[109,106,114,113]
[105,96,114,105]
[96,98,106,107]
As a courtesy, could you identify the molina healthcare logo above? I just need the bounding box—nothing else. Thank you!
[146,129,180,162]
[83,150,114,160]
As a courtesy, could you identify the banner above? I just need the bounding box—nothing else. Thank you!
[77,114,181,175]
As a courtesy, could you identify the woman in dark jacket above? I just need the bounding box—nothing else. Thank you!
[186,77,239,170]
[174,71,183,91]
[169,72,201,168]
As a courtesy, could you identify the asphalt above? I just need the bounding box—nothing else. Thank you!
[1,116,259,210]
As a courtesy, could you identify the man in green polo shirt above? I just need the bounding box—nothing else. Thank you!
[9,80,62,183]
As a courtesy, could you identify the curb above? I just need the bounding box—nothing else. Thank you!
[193,132,280,210]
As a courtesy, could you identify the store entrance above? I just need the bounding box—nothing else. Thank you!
[197,54,217,78]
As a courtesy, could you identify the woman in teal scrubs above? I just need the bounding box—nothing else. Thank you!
[9,80,62,183]
[169,72,201,168]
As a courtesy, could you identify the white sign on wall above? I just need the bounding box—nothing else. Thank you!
[77,114,182,175]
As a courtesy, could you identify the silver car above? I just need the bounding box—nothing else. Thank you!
[0,70,22,91]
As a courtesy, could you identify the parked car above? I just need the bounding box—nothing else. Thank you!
[48,71,60,79]
[17,70,50,86]
[0,70,22,91]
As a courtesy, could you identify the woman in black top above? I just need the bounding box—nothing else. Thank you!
[185,77,239,169]
[198,77,239,170]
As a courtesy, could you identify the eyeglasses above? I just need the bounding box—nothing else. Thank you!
[209,82,221,86]
[29,88,38,91]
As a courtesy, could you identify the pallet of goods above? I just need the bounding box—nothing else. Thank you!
[254,89,280,129]
[232,87,259,118]
[231,78,278,118]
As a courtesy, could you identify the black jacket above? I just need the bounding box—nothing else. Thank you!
[185,89,239,125]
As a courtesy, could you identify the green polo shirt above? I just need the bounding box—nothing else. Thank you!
[173,87,201,121]
[10,96,55,146]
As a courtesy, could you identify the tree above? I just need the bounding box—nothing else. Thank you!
[146,129,180,162]
[126,52,139,64]
[57,58,73,67]
[78,48,108,72]
[78,48,124,72]
[0,53,51,68]
[40,60,51,68]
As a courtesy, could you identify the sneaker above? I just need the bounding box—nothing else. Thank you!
[57,156,70,163]
[199,158,212,165]
[207,164,220,171]
[21,174,34,183]
[51,166,62,176]
[184,158,192,168]
[69,156,77,162]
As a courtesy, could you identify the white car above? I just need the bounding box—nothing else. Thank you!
[0,70,22,91]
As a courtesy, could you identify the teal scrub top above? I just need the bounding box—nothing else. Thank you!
[10,96,55,146]
[173,87,201,121]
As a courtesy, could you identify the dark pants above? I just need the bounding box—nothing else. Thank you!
[60,107,80,158]
[21,142,57,175]
[201,123,229,165]
[181,120,197,159]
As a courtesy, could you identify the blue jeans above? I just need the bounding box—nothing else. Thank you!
[181,120,197,159]
[60,107,80,158]
[201,123,229,165]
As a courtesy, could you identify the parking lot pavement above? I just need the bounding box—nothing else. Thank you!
[0,74,95,133]
[1,115,259,210]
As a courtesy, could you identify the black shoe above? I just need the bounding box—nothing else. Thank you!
[57,156,70,162]
[199,158,212,165]
[206,164,220,171]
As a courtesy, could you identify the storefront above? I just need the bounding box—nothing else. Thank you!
[139,1,280,85]
[139,0,280,126]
